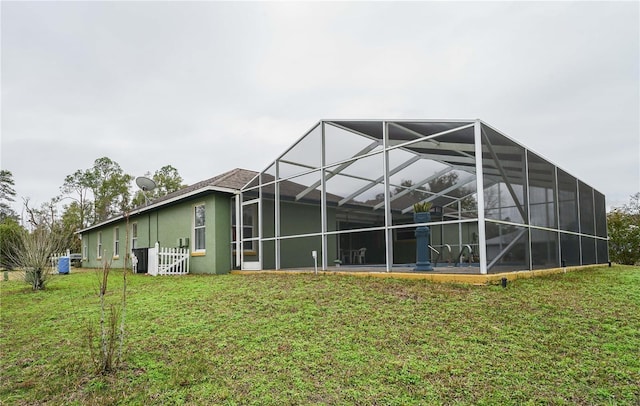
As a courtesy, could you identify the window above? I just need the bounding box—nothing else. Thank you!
[194,204,206,252]
[114,227,120,258]
[131,223,138,249]
[97,232,103,259]
[83,240,88,260]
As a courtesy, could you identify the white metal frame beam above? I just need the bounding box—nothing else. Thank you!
[400,177,476,214]
[389,122,478,163]
[320,122,328,270]
[474,120,488,275]
[338,156,420,206]
[275,163,281,269]
[295,141,380,201]
[382,121,393,272]
[386,123,475,153]
[373,167,453,210]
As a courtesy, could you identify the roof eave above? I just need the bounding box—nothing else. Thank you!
[76,185,238,234]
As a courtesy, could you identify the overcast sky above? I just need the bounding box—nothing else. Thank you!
[2,1,639,216]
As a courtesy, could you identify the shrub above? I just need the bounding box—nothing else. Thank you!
[7,227,65,290]
[608,193,640,265]
[0,218,24,270]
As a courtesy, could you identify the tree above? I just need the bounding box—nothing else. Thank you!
[87,157,133,223]
[428,172,477,213]
[22,197,57,230]
[61,169,94,229]
[132,165,184,207]
[60,157,134,225]
[0,217,24,270]
[152,165,184,196]
[0,170,21,268]
[60,201,84,252]
[608,193,640,265]
[393,179,428,201]
[0,169,18,221]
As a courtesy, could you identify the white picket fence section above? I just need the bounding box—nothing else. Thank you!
[147,242,190,276]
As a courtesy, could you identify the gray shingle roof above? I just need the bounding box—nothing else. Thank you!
[148,168,257,207]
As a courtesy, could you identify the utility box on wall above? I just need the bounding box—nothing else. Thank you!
[176,237,190,248]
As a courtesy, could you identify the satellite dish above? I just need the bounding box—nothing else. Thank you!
[135,176,157,192]
[135,176,157,206]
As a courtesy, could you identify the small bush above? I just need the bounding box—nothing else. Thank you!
[7,228,64,290]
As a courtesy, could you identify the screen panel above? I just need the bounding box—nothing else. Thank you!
[279,171,322,236]
[530,229,559,270]
[560,232,580,266]
[481,126,527,225]
[325,122,380,167]
[485,221,529,272]
[527,151,557,228]
[280,235,323,269]
[579,181,595,236]
[278,124,322,178]
[558,170,579,233]
[594,190,607,238]
[597,239,609,264]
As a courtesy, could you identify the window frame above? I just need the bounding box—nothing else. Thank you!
[97,231,103,259]
[83,239,88,260]
[113,227,120,259]
[193,203,206,255]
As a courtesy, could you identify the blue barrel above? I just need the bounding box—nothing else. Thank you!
[58,257,70,274]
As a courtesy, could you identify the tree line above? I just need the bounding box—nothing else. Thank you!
[1,160,639,267]
[0,157,184,259]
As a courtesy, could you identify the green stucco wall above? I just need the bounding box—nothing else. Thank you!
[81,192,233,274]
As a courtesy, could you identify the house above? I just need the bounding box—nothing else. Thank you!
[79,119,609,275]
[78,168,255,274]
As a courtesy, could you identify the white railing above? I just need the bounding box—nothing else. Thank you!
[147,242,190,276]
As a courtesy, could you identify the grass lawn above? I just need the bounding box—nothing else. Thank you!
[1,265,639,405]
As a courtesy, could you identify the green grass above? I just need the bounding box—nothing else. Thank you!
[1,266,639,405]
